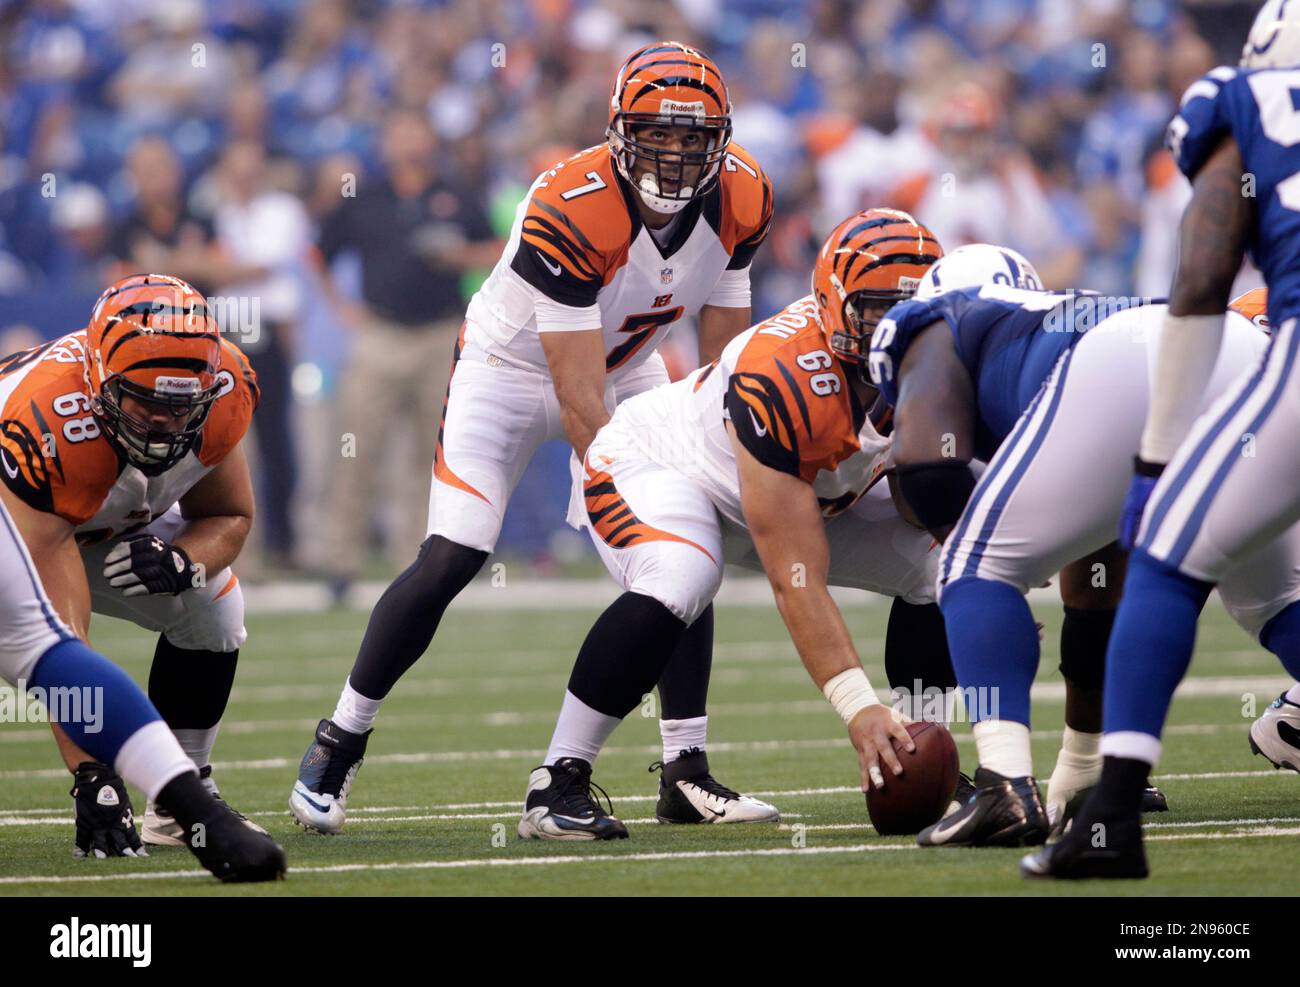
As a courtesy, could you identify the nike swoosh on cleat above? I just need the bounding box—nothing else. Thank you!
[554,815,598,826]
[1277,721,1300,749]
[921,811,971,844]
[294,790,333,814]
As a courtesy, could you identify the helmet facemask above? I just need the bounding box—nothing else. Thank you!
[92,372,219,475]
[609,114,731,214]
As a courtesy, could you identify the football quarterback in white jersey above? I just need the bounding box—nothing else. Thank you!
[291,41,775,833]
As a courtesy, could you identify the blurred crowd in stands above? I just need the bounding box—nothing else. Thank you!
[0,0,1262,578]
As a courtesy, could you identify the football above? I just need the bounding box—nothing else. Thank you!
[866,721,961,836]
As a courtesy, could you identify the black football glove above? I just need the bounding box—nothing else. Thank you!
[104,534,197,596]
[71,761,147,859]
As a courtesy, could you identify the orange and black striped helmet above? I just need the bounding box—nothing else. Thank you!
[84,273,223,474]
[606,41,732,214]
[812,208,943,365]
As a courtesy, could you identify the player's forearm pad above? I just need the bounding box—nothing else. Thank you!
[893,460,976,531]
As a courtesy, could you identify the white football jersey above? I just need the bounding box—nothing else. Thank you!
[464,142,772,376]
[607,294,893,529]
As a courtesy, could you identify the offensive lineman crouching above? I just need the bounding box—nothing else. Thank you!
[519,209,959,838]
[0,274,264,856]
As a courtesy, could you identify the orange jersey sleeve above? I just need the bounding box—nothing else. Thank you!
[714,142,773,270]
[508,145,635,308]
[724,316,862,483]
[196,338,260,468]
[0,336,122,525]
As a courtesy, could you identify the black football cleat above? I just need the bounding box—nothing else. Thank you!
[942,772,977,818]
[1056,782,1169,837]
[650,748,779,824]
[189,801,287,883]
[1141,786,1169,813]
[918,767,1049,847]
[518,758,629,841]
[1021,798,1148,880]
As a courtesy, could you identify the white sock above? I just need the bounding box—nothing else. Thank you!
[545,690,621,766]
[172,725,220,772]
[333,679,384,735]
[1286,683,1300,705]
[114,721,198,802]
[659,716,708,762]
[1060,725,1100,758]
[1099,730,1161,767]
[973,720,1033,778]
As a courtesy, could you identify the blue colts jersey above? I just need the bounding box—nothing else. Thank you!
[869,286,1128,460]
[1170,66,1300,329]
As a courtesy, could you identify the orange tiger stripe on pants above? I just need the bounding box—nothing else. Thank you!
[433,321,490,504]
[583,462,716,563]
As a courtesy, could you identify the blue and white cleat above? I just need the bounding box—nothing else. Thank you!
[1250,692,1300,773]
[289,718,370,834]
[518,758,629,841]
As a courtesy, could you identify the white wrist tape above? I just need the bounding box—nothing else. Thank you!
[822,667,880,726]
[1139,311,1226,463]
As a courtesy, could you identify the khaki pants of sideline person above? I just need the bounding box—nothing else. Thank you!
[322,313,459,579]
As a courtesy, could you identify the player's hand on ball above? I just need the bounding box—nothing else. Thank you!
[70,762,147,859]
[104,534,197,596]
[849,704,915,791]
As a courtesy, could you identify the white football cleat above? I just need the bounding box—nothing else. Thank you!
[289,718,370,834]
[142,801,188,846]
[144,765,267,846]
[1250,692,1300,772]
[652,748,779,824]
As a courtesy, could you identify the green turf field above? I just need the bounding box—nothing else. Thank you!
[2,588,1298,896]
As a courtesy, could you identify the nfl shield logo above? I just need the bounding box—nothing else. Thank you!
[660,267,673,285]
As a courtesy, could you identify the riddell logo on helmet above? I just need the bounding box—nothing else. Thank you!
[897,276,922,293]
[659,99,705,117]
[154,376,201,396]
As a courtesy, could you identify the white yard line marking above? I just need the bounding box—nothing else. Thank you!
[5,772,1291,828]
[4,672,1281,743]
[2,821,1297,886]
[0,737,1285,785]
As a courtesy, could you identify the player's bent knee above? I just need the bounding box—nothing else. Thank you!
[937,566,1023,605]
[391,535,489,606]
[0,617,69,687]
[165,620,247,654]
[1059,606,1116,689]
[165,577,248,653]
[625,546,721,627]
